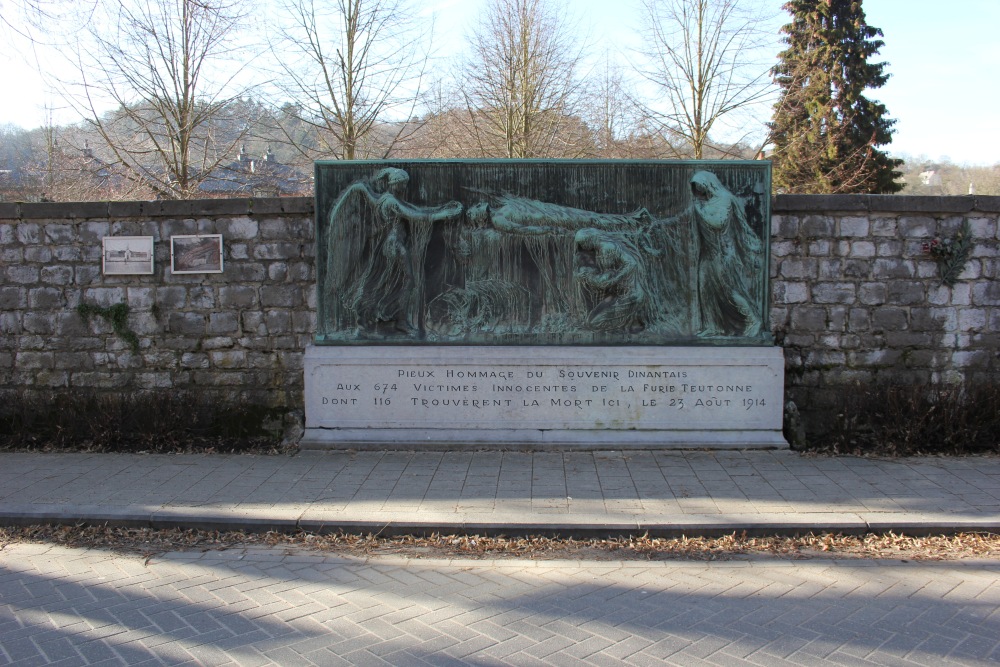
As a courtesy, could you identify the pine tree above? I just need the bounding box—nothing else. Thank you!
[769,0,902,193]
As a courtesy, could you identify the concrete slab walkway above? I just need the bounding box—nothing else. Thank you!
[1,450,998,536]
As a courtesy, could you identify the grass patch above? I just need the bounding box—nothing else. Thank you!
[0,390,293,454]
[807,382,1000,456]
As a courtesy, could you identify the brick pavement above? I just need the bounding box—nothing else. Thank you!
[1,450,999,536]
[1,543,998,666]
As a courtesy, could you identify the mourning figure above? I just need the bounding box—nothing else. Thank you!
[690,170,763,337]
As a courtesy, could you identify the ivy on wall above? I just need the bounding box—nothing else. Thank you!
[77,303,140,352]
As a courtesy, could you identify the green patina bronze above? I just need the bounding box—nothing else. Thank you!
[315,160,772,345]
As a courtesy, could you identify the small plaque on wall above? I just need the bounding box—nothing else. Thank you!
[102,236,154,275]
[171,234,224,274]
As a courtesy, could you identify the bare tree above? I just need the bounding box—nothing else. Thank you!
[581,56,650,158]
[637,0,774,159]
[269,0,434,161]
[64,0,256,198]
[462,0,588,158]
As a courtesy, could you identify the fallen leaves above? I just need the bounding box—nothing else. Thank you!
[2,525,998,562]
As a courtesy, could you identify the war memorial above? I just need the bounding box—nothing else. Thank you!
[302,160,786,449]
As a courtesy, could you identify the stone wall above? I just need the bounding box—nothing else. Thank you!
[1,195,998,437]
[771,195,999,422]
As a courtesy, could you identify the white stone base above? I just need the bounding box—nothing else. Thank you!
[302,346,788,450]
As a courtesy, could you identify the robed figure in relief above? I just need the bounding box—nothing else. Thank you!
[325,168,463,337]
[690,170,764,338]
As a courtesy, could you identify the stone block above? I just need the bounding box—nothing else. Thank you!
[24,246,53,263]
[848,308,870,331]
[799,215,835,238]
[268,263,289,281]
[2,247,22,262]
[74,266,102,286]
[168,312,206,335]
[28,287,65,309]
[812,282,856,304]
[966,216,996,238]
[201,336,234,350]
[21,313,55,335]
[839,216,870,237]
[808,239,831,256]
[52,246,82,262]
[886,281,925,305]
[266,310,292,334]
[44,224,75,244]
[772,214,798,237]
[111,220,153,236]
[54,312,91,337]
[83,287,127,307]
[135,373,174,389]
[884,331,931,347]
[260,285,301,307]
[873,258,914,279]
[950,283,972,305]
[228,243,250,260]
[79,220,111,243]
[6,265,39,284]
[31,370,69,387]
[40,266,74,285]
[287,261,313,282]
[876,240,903,256]
[909,307,955,332]
[160,218,199,238]
[211,350,246,369]
[241,312,266,335]
[0,223,14,244]
[260,218,289,240]
[293,310,317,333]
[254,242,301,260]
[208,312,240,334]
[227,262,266,281]
[916,260,939,279]
[16,223,41,244]
[54,352,96,371]
[16,351,55,369]
[958,260,982,280]
[155,286,187,309]
[848,241,876,258]
[0,287,25,309]
[219,285,258,308]
[817,259,845,280]
[897,216,936,238]
[841,259,871,279]
[122,287,154,310]
[926,284,952,305]
[188,286,217,309]
[790,307,828,332]
[972,281,1000,306]
[872,307,908,331]
[827,306,848,330]
[126,313,156,338]
[226,216,259,240]
[953,351,989,369]
[181,352,210,369]
[779,258,817,279]
[958,309,988,332]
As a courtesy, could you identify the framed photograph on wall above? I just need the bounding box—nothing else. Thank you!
[102,236,154,275]
[171,234,224,274]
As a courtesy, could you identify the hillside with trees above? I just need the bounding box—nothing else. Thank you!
[0,0,996,201]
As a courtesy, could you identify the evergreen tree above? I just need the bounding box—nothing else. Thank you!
[769,0,902,193]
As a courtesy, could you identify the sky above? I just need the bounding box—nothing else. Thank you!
[2,0,998,166]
